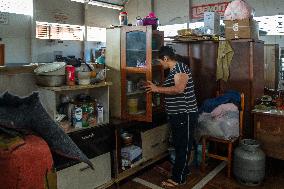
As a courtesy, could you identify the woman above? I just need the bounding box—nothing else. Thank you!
[145,46,198,188]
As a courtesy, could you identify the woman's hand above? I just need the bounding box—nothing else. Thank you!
[144,81,159,93]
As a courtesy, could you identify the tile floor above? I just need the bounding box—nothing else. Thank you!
[110,158,284,189]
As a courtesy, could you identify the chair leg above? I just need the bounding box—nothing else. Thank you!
[201,137,206,173]
[227,142,233,178]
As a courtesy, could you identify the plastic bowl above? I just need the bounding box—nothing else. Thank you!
[78,71,91,79]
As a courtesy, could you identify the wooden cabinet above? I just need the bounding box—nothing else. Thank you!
[264,44,279,90]
[0,44,4,65]
[220,40,264,137]
[39,82,112,133]
[113,121,169,178]
[253,111,284,160]
[106,26,164,122]
[172,41,219,106]
[173,39,264,137]
[57,153,112,189]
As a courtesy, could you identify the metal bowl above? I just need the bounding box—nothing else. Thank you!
[35,75,66,87]
[34,62,66,76]
[121,132,133,146]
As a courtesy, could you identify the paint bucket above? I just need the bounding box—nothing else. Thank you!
[127,98,138,114]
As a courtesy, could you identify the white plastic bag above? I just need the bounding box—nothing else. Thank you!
[224,0,254,20]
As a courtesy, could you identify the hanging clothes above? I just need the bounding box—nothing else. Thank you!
[216,40,234,82]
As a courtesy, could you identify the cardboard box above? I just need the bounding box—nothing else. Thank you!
[224,19,259,40]
[204,12,220,35]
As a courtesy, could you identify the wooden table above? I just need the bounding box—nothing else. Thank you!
[253,110,284,160]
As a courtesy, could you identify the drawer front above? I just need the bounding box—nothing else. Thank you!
[57,153,111,189]
[255,117,284,160]
[256,132,284,160]
[142,124,169,161]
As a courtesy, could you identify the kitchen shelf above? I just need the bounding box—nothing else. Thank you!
[126,49,146,51]
[41,81,112,92]
[126,90,145,96]
[39,81,111,124]
[65,122,109,134]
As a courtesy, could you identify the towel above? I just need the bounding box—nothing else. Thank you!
[216,41,234,82]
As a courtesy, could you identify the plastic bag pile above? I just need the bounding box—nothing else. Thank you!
[196,103,239,140]
[224,0,254,20]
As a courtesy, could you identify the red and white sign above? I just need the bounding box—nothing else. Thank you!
[191,1,230,19]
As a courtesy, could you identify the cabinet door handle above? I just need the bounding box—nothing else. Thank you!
[79,165,93,172]
[151,142,160,148]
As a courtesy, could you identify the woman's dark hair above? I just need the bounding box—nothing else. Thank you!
[158,46,176,60]
[158,45,184,62]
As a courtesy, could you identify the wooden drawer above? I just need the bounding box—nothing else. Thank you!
[255,115,284,160]
[57,152,111,189]
[141,124,169,161]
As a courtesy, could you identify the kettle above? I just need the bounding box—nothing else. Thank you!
[136,16,143,26]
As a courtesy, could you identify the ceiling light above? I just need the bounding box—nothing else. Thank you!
[70,0,123,10]
[88,0,123,10]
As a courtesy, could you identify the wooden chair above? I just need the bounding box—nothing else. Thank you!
[201,93,244,178]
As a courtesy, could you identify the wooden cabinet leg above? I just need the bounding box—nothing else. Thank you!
[115,182,120,189]
[227,143,232,178]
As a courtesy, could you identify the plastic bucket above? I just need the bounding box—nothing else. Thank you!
[128,98,138,113]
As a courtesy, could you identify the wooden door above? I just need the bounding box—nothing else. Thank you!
[173,41,219,107]
[0,44,4,66]
[264,44,279,90]
[220,40,264,137]
[121,26,153,122]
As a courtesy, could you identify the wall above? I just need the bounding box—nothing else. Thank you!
[85,4,120,27]
[0,73,37,96]
[1,0,120,64]
[0,13,32,64]
[155,0,190,25]
[32,0,84,63]
[260,35,284,51]
[125,0,152,25]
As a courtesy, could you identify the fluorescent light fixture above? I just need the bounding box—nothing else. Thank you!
[88,0,123,10]
[70,0,124,10]
[70,0,86,2]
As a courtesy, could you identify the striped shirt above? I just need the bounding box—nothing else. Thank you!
[163,62,198,114]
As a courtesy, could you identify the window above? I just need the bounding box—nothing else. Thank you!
[254,15,284,35]
[36,21,84,41]
[0,0,33,16]
[158,23,187,40]
[280,48,284,80]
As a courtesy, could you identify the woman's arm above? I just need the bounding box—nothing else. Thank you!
[145,73,189,95]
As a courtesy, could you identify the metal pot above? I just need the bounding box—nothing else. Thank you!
[233,139,266,186]
[35,75,66,87]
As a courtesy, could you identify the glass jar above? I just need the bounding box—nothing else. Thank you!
[119,12,128,26]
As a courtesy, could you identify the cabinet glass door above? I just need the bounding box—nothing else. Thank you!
[126,31,147,68]
[121,26,152,122]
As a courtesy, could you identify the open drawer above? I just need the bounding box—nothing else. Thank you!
[57,152,111,189]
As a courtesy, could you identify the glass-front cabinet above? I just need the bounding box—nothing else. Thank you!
[120,26,164,122]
